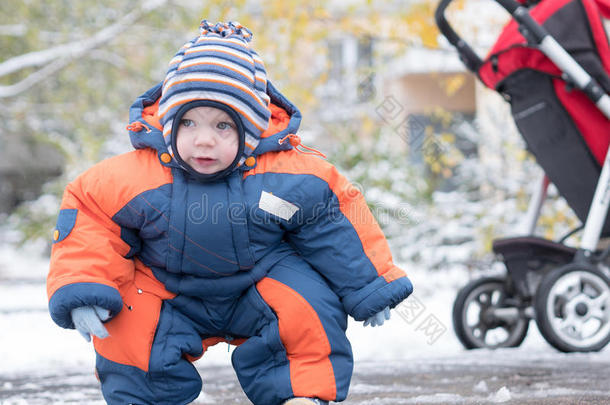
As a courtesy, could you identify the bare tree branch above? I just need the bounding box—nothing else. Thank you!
[89,50,127,69]
[0,24,27,36]
[0,58,71,98]
[0,0,168,98]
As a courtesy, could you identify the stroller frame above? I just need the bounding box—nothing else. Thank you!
[437,0,610,351]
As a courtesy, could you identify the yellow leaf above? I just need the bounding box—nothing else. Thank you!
[363,117,376,134]
[443,74,466,97]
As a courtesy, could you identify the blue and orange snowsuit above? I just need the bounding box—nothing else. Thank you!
[47,82,413,405]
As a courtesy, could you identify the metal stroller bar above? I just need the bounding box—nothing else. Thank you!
[581,146,610,254]
[519,173,549,236]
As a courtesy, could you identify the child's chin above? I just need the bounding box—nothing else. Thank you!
[194,167,219,175]
[189,159,222,174]
[192,163,230,175]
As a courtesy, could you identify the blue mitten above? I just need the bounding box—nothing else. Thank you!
[363,306,391,327]
[71,305,111,342]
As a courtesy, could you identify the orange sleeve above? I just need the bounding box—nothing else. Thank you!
[47,149,172,328]
[48,174,136,297]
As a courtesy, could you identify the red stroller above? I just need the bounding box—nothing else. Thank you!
[436,0,610,351]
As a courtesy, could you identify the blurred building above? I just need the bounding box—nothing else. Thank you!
[313,0,518,183]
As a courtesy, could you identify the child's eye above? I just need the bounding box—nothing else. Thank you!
[217,122,235,131]
[180,119,194,127]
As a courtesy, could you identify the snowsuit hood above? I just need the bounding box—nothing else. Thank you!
[126,80,302,175]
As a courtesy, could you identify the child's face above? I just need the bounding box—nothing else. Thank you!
[176,106,240,175]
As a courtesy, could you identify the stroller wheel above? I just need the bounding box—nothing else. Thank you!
[534,264,610,352]
[453,277,529,349]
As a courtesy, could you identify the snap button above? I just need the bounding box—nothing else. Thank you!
[53,229,60,241]
[160,153,172,163]
[245,156,256,167]
[137,289,143,294]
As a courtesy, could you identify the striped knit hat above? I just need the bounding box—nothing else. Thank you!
[159,20,271,170]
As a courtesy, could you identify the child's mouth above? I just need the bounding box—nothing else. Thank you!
[194,157,216,166]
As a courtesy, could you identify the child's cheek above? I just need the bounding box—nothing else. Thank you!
[230,134,239,150]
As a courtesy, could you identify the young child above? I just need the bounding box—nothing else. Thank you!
[47,20,413,405]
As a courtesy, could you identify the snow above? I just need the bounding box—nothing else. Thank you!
[488,386,511,403]
[473,380,488,393]
[407,393,466,403]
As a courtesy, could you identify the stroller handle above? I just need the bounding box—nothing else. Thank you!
[435,0,539,73]
[434,0,483,72]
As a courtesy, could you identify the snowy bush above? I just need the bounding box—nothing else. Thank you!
[323,107,580,275]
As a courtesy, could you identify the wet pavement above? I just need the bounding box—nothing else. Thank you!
[2,352,610,404]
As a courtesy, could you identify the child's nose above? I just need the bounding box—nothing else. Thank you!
[193,128,216,147]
